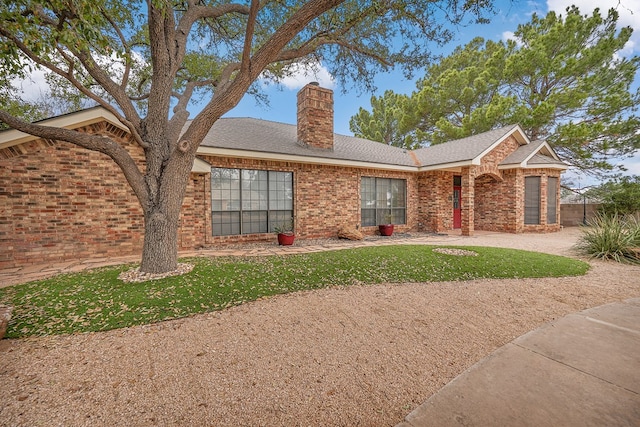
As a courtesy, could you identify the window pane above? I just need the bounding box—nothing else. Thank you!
[242,169,268,211]
[268,210,293,233]
[211,168,240,211]
[361,209,376,227]
[547,177,558,224]
[268,171,293,210]
[376,178,391,208]
[391,180,406,208]
[524,176,541,225]
[212,211,240,236]
[242,211,268,234]
[391,208,405,225]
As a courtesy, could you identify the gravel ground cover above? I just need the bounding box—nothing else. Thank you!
[1,228,639,426]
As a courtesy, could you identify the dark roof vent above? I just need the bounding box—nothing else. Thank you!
[309,81,320,86]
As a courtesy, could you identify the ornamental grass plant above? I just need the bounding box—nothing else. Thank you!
[576,213,640,264]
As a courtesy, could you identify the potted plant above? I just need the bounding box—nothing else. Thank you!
[378,213,394,236]
[274,219,295,246]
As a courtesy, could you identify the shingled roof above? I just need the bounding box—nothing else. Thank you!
[411,124,526,169]
[0,106,567,172]
[196,118,561,171]
[197,118,417,167]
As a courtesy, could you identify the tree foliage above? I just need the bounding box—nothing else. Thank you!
[351,7,640,176]
[0,0,496,273]
[588,176,640,215]
[349,90,420,149]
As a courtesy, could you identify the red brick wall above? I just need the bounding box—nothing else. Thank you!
[1,123,564,269]
[0,126,144,269]
[200,155,419,244]
[417,171,453,233]
[474,170,518,233]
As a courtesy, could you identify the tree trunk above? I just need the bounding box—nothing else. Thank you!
[138,154,193,274]
[140,209,180,274]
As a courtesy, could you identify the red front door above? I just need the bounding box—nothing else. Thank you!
[453,185,462,229]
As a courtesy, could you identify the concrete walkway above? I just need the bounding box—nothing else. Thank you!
[398,298,640,427]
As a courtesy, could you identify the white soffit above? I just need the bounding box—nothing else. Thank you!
[0,107,129,150]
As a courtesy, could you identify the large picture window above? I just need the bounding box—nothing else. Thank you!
[524,176,541,225]
[547,177,558,224]
[211,168,293,236]
[361,177,406,226]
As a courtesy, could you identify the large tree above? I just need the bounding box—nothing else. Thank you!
[349,90,419,149]
[352,7,640,174]
[0,0,495,273]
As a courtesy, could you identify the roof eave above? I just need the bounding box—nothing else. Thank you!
[499,163,568,171]
[196,146,419,172]
[0,107,129,150]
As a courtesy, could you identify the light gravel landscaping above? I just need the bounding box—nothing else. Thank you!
[1,228,639,426]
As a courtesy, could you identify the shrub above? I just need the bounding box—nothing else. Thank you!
[576,213,640,263]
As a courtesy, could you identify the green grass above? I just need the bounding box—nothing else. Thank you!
[0,245,589,338]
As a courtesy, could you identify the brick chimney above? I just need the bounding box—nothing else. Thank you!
[297,82,334,150]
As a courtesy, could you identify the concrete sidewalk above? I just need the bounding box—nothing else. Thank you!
[398,298,640,427]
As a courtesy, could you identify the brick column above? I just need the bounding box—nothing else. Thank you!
[461,167,475,236]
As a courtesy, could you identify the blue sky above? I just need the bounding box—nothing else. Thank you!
[224,0,640,184]
[12,0,640,184]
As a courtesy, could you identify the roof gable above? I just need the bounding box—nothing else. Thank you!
[500,139,566,170]
[412,124,529,169]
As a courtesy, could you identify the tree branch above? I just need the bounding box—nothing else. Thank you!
[0,110,149,210]
[241,0,260,75]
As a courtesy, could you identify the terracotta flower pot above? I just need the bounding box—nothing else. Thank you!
[378,224,394,236]
[277,233,295,246]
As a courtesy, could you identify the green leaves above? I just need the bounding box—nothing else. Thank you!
[351,7,640,176]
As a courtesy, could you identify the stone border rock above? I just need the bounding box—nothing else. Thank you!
[0,305,12,340]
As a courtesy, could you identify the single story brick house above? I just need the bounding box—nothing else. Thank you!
[0,83,567,269]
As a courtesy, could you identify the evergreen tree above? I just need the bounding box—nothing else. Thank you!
[352,7,640,176]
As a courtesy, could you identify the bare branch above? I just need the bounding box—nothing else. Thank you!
[100,7,133,89]
[241,0,260,75]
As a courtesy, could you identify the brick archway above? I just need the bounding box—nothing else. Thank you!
[472,165,509,233]
[474,165,503,182]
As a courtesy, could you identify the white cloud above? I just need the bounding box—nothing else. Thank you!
[547,0,640,54]
[10,66,50,102]
[502,30,524,47]
[618,151,640,176]
[276,62,335,90]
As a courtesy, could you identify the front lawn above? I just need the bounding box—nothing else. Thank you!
[0,245,589,338]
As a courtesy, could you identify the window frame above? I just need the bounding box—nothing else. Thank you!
[547,176,558,224]
[524,176,541,225]
[361,177,407,226]
[211,167,293,236]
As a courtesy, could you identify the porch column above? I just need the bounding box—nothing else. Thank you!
[461,167,475,236]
